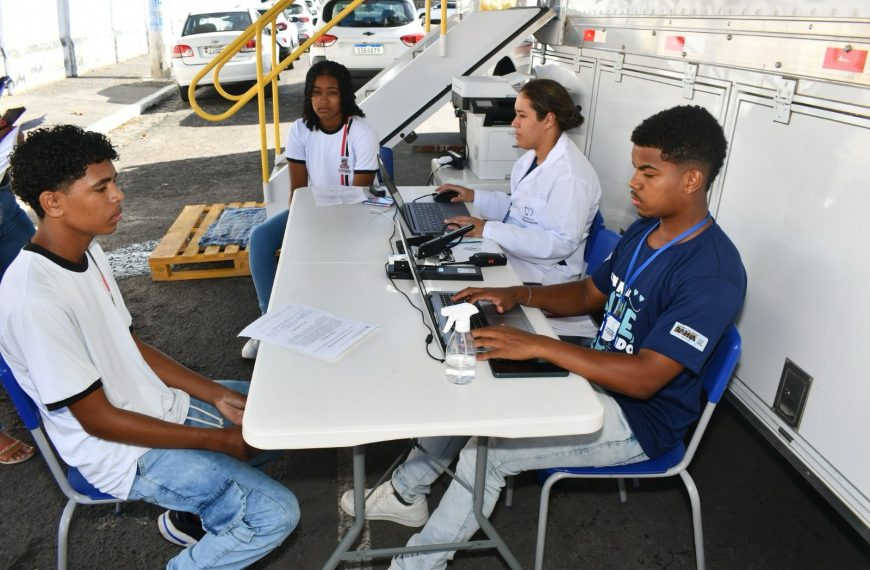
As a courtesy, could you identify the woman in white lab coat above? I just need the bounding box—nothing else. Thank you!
[436,78,602,285]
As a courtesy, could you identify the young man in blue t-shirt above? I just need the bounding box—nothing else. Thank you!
[340,105,747,570]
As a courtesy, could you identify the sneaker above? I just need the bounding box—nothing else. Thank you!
[339,481,429,527]
[158,510,206,547]
[241,338,260,360]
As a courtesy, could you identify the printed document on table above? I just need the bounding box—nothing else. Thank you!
[311,185,367,206]
[239,304,378,362]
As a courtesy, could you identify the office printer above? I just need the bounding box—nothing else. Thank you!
[451,74,529,180]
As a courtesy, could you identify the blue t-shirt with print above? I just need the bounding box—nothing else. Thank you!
[590,216,746,459]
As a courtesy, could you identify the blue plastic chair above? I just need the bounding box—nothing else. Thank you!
[582,210,606,263]
[0,353,123,570]
[534,325,742,570]
[584,214,621,274]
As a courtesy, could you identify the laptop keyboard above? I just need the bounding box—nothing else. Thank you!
[437,292,490,329]
[407,203,447,234]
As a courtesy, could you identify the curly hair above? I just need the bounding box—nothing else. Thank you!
[301,60,364,131]
[9,125,118,217]
[631,105,727,191]
[519,79,584,132]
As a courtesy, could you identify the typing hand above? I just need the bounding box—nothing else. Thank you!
[472,326,545,361]
[453,286,522,313]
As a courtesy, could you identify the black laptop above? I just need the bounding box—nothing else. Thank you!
[379,157,471,236]
[394,215,568,378]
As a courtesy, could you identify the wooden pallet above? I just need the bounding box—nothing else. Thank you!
[149,202,264,281]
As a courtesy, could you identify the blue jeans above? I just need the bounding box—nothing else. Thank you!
[0,183,36,281]
[391,389,647,570]
[248,210,289,314]
[128,381,299,570]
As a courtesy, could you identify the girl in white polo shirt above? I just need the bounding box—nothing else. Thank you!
[244,61,379,359]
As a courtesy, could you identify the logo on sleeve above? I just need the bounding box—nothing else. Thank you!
[670,322,708,351]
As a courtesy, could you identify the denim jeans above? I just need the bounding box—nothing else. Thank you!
[0,183,35,281]
[248,210,289,314]
[128,381,299,570]
[391,388,647,570]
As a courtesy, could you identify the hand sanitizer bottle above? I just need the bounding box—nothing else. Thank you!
[441,303,479,385]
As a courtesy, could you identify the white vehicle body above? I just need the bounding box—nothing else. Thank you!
[521,0,868,539]
[285,1,316,44]
[309,0,423,76]
[171,8,273,102]
[416,1,457,25]
[256,8,299,59]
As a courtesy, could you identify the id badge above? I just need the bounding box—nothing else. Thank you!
[600,313,621,342]
[338,155,351,176]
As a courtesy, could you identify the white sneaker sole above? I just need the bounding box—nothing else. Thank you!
[158,511,200,547]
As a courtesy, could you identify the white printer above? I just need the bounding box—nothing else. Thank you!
[451,74,530,180]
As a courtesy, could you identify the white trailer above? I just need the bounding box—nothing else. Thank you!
[518,0,869,539]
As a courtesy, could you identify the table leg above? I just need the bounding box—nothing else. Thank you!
[473,437,522,570]
[324,445,367,569]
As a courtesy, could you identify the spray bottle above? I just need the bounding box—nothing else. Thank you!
[441,303,479,385]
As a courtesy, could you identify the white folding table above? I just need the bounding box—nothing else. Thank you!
[243,187,604,568]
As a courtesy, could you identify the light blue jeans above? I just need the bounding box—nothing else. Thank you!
[128,380,299,570]
[391,388,647,570]
[248,210,289,314]
[0,181,36,282]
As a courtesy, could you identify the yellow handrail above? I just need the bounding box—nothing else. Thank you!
[188,0,370,183]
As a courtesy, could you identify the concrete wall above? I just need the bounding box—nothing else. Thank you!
[0,0,149,92]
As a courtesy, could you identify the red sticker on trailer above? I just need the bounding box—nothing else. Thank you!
[665,35,685,51]
[822,47,867,73]
[582,29,606,43]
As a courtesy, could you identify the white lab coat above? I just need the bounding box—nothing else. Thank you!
[474,132,602,285]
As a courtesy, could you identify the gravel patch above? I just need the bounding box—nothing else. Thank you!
[106,240,159,280]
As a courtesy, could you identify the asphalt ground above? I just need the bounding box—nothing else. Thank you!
[1,56,868,569]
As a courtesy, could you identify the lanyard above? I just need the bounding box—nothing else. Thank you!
[338,117,353,186]
[503,158,539,223]
[614,213,711,314]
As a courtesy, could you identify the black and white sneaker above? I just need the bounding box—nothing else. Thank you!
[158,510,206,547]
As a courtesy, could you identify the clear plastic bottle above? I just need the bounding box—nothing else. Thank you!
[441,303,478,385]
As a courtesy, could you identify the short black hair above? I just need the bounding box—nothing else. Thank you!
[631,105,727,190]
[9,125,118,217]
[302,60,365,131]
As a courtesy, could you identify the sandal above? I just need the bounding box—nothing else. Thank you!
[0,431,36,465]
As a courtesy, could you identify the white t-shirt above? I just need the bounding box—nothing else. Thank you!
[284,116,379,186]
[0,242,189,498]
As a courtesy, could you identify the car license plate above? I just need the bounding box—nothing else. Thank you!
[353,44,383,55]
[202,45,225,56]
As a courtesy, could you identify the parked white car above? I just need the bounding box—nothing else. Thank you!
[285,1,316,45]
[171,8,273,103]
[309,0,424,78]
[416,1,457,25]
[256,8,299,62]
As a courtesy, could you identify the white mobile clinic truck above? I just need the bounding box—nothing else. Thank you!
[354,0,868,540]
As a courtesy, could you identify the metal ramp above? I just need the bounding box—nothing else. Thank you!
[357,7,556,148]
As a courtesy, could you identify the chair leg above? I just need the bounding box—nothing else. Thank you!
[679,470,705,570]
[617,478,627,503]
[535,474,561,570]
[505,475,514,507]
[58,499,78,570]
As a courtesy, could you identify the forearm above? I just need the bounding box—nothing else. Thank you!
[524,281,599,316]
[134,335,225,404]
[79,405,236,454]
[535,341,681,399]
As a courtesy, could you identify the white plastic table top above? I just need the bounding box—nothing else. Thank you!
[243,187,604,450]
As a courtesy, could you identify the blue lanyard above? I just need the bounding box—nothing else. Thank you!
[613,214,712,313]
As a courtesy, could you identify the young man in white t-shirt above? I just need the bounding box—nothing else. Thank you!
[0,125,299,569]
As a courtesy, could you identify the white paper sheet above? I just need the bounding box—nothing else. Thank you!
[239,303,378,362]
[546,314,601,338]
[310,185,368,206]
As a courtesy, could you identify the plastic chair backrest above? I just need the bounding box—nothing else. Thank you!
[0,353,41,430]
[701,325,742,405]
[583,210,606,262]
[586,228,621,274]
